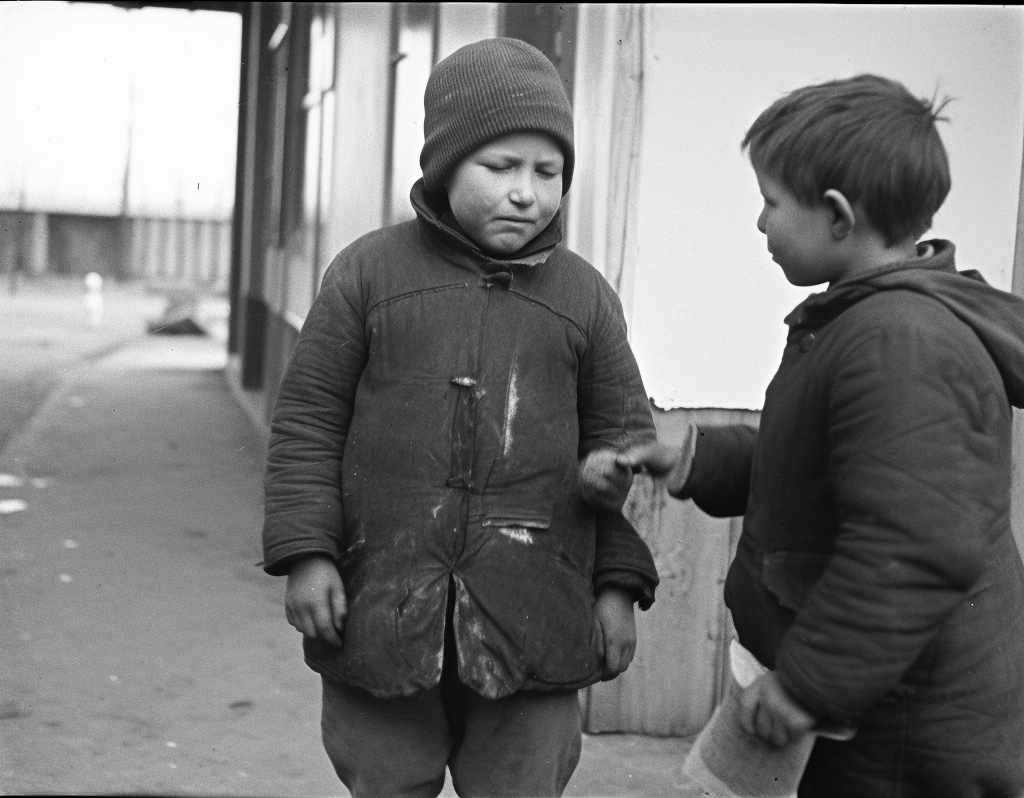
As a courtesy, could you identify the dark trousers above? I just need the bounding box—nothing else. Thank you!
[320,583,582,797]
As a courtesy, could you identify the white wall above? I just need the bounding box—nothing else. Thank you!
[628,5,1024,410]
[325,3,393,263]
[437,3,499,60]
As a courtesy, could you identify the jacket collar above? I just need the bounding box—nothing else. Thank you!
[410,179,562,284]
[784,239,959,333]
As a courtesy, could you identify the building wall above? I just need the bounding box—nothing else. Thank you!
[324,3,392,268]
[226,2,1024,738]
[1012,134,1024,555]
[0,209,229,290]
[0,212,36,276]
[46,214,126,278]
[127,217,231,291]
[627,5,1024,411]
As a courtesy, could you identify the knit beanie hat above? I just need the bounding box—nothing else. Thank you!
[420,37,575,195]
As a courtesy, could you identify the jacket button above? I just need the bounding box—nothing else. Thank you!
[799,333,815,353]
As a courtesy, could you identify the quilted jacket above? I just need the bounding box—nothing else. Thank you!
[678,241,1024,797]
[262,180,658,700]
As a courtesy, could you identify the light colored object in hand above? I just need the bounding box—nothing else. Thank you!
[729,638,765,690]
[679,640,856,798]
[84,272,104,329]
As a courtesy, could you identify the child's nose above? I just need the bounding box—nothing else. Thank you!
[756,207,767,234]
[509,173,536,206]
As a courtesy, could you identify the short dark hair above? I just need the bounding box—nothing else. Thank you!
[742,74,951,245]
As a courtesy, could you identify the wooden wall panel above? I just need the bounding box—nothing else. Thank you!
[583,406,759,736]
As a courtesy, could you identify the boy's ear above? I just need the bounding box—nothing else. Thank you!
[823,189,855,239]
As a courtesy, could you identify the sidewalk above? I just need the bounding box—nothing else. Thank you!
[0,333,697,797]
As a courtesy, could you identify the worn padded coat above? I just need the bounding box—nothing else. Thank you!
[678,242,1024,797]
[262,181,658,701]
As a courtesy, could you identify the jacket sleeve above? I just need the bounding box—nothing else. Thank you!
[775,324,1002,724]
[675,424,757,517]
[577,277,659,605]
[593,511,659,610]
[261,253,369,576]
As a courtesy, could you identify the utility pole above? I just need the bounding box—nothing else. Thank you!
[120,70,135,281]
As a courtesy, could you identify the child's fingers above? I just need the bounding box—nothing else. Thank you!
[313,604,343,646]
[613,642,635,676]
[609,465,633,491]
[753,703,775,745]
[330,585,348,632]
[737,685,758,737]
[591,611,606,657]
[290,605,317,639]
[778,686,817,730]
[614,449,644,470]
[616,443,676,475]
[771,717,789,747]
[601,637,635,679]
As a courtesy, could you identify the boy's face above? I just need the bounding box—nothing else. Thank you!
[446,132,564,256]
[753,167,842,287]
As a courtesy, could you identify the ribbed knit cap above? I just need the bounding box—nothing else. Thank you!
[420,37,575,195]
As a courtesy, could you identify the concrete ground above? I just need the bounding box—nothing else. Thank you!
[0,281,700,797]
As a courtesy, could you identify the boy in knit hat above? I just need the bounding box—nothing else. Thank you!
[619,74,1024,796]
[261,38,657,796]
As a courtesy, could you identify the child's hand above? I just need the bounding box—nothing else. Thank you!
[738,671,817,747]
[615,442,681,476]
[592,586,637,680]
[579,449,634,511]
[285,555,348,647]
[616,425,698,496]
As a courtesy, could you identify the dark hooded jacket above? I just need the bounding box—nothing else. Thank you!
[262,180,658,700]
[678,241,1024,797]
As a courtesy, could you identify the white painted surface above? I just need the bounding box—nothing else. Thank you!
[626,5,1024,410]
[437,3,499,60]
[325,3,393,263]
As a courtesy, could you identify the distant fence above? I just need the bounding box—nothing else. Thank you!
[0,210,230,294]
[126,216,230,293]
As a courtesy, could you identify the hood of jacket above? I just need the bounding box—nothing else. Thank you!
[785,239,1024,408]
[408,178,563,283]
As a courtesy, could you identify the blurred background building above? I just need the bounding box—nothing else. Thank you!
[0,2,240,291]
[2,0,1022,743]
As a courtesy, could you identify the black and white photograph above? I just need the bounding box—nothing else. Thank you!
[1,3,1022,797]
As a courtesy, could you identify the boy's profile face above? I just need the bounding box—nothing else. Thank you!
[753,167,842,287]
[446,132,564,256]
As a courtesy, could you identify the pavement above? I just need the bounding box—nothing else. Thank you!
[0,324,700,796]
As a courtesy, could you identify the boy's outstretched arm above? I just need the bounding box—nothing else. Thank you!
[285,555,348,647]
[618,423,757,517]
